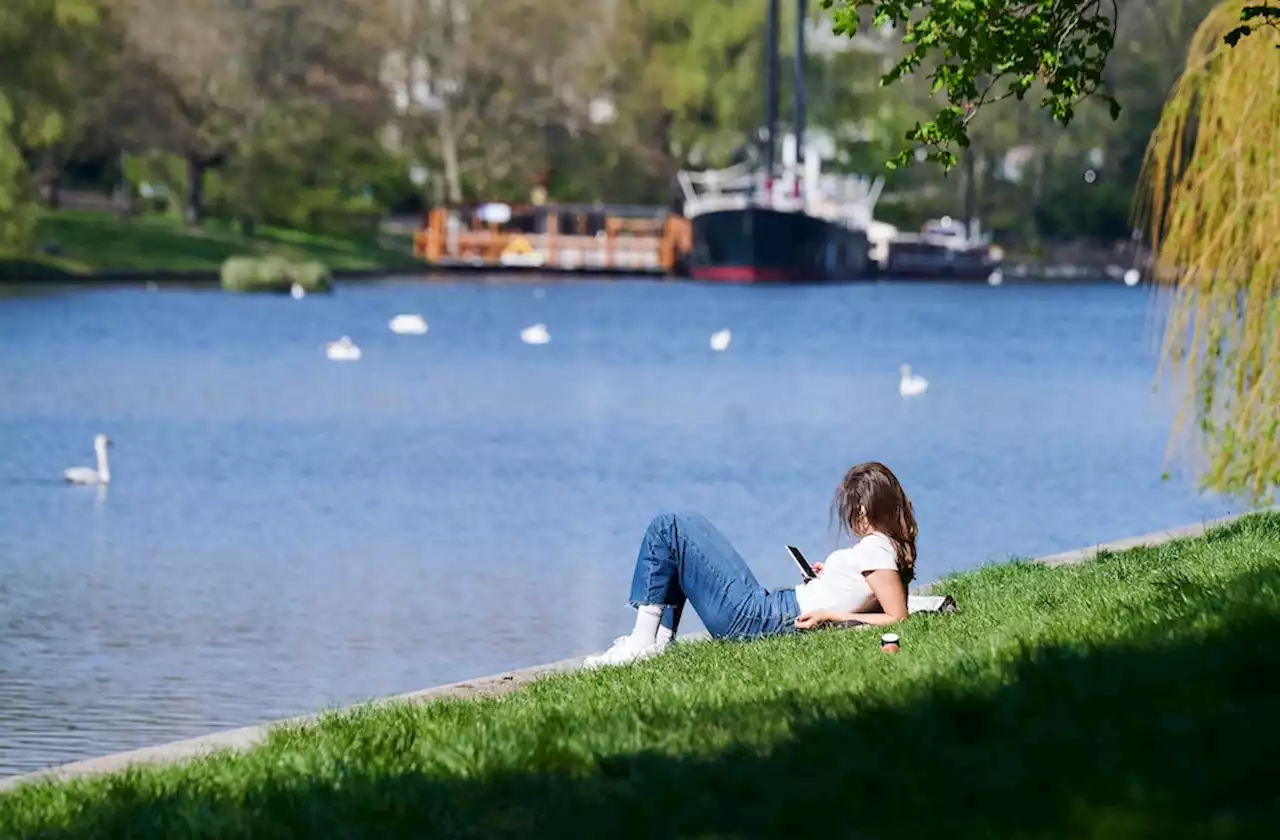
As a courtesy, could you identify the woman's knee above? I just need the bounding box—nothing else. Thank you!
[646,510,707,537]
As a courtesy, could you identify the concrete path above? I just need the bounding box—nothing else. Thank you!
[0,511,1247,793]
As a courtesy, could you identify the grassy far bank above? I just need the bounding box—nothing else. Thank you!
[4,516,1280,838]
[2,211,419,276]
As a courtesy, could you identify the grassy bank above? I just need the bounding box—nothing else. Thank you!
[4,515,1280,838]
[2,211,418,276]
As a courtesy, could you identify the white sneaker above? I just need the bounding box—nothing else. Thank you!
[583,635,665,670]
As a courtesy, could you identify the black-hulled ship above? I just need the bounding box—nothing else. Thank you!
[678,0,873,283]
[680,184,872,283]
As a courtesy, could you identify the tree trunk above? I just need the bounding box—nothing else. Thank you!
[439,107,463,204]
[36,150,61,209]
[1030,151,1047,251]
[112,151,132,220]
[962,150,978,239]
[184,155,206,226]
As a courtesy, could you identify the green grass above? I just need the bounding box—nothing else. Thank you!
[23,211,418,273]
[4,514,1280,838]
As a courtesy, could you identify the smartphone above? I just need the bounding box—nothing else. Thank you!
[786,545,816,581]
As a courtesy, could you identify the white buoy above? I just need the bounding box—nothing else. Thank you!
[987,269,1003,286]
[709,328,732,352]
[290,282,306,300]
[389,314,428,335]
[325,336,362,361]
[899,364,929,398]
[1123,268,1141,287]
[520,323,551,345]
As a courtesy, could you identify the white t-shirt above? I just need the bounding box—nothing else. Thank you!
[794,532,900,614]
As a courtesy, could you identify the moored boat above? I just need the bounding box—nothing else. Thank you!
[678,0,875,284]
[869,217,1004,280]
[679,158,875,283]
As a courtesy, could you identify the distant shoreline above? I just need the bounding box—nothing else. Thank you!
[0,210,1147,287]
[0,263,1139,288]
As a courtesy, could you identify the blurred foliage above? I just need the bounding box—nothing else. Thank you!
[219,255,333,294]
[0,0,100,252]
[0,0,1243,254]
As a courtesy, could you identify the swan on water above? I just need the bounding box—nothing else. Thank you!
[325,336,362,361]
[64,434,112,485]
[389,314,428,335]
[710,328,732,352]
[520,323,551,345]
[290,282,306,300]
[987,268,1003,286]
[1123,268,1141,287]
[899,365,929,398]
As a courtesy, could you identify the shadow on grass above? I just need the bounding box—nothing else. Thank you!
[15,568,1280,839]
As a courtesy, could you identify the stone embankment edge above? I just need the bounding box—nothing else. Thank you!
[0,510,1247,792]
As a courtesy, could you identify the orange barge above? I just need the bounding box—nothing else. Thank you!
[412,203,692,276]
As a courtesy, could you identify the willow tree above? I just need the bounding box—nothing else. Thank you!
[1136,2,1280,499]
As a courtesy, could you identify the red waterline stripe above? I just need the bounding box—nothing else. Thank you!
[691,266,804,282]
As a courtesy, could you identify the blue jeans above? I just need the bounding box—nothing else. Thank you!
[629,511,801,639]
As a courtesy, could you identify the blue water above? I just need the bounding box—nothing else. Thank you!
[0,277,1236,776]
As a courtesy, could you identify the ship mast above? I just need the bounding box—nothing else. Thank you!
[763,0,808,202]
[763,0,779,201]
[794,0,806,198]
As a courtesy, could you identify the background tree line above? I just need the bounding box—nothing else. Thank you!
[0,0,1223,254]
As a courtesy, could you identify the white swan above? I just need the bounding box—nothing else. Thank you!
[520,323,551,345]
[389,314,428,335]
[899,364,929,397]
[987,268,1003,286]
[290,282,306,300]
[709,328,732,352]
[65,434,112,485]
[1123,268,1141,287]
[325,336,362,361]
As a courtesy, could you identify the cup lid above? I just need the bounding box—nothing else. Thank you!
[881,633,900,643]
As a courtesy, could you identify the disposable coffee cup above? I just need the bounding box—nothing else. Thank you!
[880,633,901,653]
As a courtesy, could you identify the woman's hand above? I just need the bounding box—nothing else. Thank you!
[795,610,839,630]
[812,562,824,576]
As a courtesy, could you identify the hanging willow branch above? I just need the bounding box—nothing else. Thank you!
[1137,1,1280,500]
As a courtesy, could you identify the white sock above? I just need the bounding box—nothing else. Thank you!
[656,624,676,647]
[631,604,663,644]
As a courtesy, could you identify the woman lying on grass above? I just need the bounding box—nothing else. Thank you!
[584,461,918,668]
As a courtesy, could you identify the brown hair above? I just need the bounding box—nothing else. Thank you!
[832,462,918,585]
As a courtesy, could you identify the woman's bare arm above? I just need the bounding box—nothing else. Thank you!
[794,569,908,629]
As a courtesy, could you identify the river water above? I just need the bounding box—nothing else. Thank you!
[0,277,1236,777]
